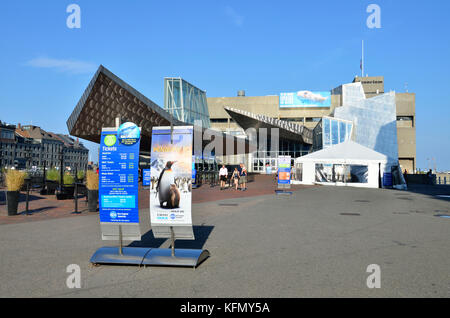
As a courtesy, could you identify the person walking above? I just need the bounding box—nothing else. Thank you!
[265,163,271,174]
[239,163,247,191]
[231,167,240,190]
[219,164,228,190]
[427,169,433,185]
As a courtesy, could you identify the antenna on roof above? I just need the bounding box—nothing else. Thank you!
[361,40,364,78]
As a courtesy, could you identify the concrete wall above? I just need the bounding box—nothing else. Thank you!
[353,76,384,98]
[396,93,416,172]
[436,173,450,185]
[207,94,339,132]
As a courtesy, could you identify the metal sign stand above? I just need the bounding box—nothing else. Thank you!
[275,184,293,195]
[275,156,293,195]
[90,117,148,266]
[90,120,209,268]
[140,125,210,268]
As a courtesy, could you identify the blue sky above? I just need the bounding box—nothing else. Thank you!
[1,0,449,170]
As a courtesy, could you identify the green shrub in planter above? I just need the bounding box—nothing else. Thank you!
[86,170,99,212]
[46,168,60,182]
[4,169,26,215]
[45,168,60,195]
[77,170,85,181]
[63,173,75,186]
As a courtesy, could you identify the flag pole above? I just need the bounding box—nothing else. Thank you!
[361,40,364,77]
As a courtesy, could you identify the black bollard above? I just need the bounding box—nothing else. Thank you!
[25,180,30,215]
[72,181,81,214]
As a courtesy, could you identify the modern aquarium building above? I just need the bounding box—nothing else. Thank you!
[66,66,415,184]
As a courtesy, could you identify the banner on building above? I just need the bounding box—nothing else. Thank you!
[99,122,141,224]
[280,90,331,108]
[150,126,193,228]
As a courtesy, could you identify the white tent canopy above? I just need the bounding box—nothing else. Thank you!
[295,141,389,188]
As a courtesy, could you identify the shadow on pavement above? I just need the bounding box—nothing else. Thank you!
[18,193,45,203]
[406,184,450,202]
[0,191,45,205]
[17,206,57,215]
[128,225,214,250]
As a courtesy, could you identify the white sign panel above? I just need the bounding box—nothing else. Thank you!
[149,126,193,227]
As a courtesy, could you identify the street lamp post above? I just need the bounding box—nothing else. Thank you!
[60,147,64,190]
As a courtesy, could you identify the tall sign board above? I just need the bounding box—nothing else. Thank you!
[98,122,141,240]
[91,123,209,268]
[278,155,291,189]
[149,126,195,240]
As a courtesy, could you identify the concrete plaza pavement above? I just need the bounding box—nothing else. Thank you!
[0,184,449,298]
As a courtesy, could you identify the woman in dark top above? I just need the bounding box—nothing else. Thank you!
[239,164,247,191]
[231,168,240,190]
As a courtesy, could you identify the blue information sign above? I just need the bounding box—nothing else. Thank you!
[143,169,151,186]
[277,156,291,185]
[99,123,141,223]
[383,172,393,187]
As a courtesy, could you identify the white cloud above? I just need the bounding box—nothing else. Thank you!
[25,57,96,74]
[225,6,244,27]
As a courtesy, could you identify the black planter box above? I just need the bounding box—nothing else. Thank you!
[46,181,58,195]
[88,189,98,212]
[56,186,75,200]
[7,191,20,216]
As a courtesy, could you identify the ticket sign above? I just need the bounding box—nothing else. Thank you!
[99,122,141,224]
[278,156,291,186]
[150,127,193,227]
[143,169,151,186]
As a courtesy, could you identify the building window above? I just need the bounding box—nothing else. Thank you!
[210,118,229,123]
[0,130,14,139]
[305,117,322,122]
[397,116,414,127]
[280,117,304,122]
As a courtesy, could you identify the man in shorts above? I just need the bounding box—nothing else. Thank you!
[239,163,247,191]
[219,165,228,190]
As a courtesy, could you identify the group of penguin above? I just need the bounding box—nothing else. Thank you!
[153,161,192,209]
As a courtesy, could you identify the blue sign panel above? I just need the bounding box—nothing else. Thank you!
[143,169,151,186]
[99,123,140,223]
[383,172,393,187]
[280,90,331,108]
[278,156,291,185]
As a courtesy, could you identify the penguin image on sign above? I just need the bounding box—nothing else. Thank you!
[156,161,180,209]
[169,184,180,209]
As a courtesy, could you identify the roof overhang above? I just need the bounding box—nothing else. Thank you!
[67,66,250,154]
[224,107,313,145]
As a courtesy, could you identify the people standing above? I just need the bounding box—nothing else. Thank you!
[265,163,271,175]
[219,164,228,190]
[427,169,433,185]
[231,167,240,190]
[239,163,247,191]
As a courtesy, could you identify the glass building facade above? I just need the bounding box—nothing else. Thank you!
[333,82,399,162]
[313,116,353,151]
[251,137,311,173]
[164,77,210,128]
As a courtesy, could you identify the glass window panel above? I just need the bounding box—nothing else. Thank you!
[339,121,346,143]
[323,118,330,147]
[331,119,339,145]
